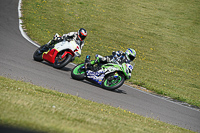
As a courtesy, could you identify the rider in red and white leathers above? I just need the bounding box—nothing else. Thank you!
[46,28,87,50]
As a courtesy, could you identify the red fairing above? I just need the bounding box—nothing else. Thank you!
[43,49,74,64]
[61,50,74,58]
[43,49,58,64]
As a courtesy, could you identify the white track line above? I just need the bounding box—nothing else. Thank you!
[18,0,40,48]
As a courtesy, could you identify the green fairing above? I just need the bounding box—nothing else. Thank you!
[71,60,130,90]
[73,64,85,75]
[122,63,129,79]
[90,60,96,64]
[102,63,129,79]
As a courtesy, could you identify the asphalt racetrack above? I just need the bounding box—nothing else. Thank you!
[0,0,200,132]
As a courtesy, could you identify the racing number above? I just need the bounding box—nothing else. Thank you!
[74,46,80,52]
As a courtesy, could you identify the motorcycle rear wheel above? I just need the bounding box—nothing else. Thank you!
[71,64,85,80]
[33,45,46,62]
[102,72,125,91]
[53,53,72,69]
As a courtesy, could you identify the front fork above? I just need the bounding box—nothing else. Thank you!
[107,72,119,81]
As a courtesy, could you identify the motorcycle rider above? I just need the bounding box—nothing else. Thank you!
[85,48,136,69]
[43,28,87,51]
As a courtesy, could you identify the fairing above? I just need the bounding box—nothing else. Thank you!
[42,40,81,63]
[86,63,122,85]
[85,61,134,84]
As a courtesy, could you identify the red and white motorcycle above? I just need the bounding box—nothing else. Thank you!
[33,36,81,69]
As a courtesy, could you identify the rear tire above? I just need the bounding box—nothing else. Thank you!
[102,72,125,91]
[53,53,72,69]
[71,64,85,80]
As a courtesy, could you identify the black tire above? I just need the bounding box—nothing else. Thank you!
[71,64,85,80]
[102,72,125,91]
[53,53,72,69]
[33,45,46,62]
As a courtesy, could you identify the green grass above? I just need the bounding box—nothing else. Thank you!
[0,76,193,133]
[20,0,200,106]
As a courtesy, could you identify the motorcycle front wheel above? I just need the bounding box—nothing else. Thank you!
[102,72,125,91]
[71,64,85,80]
[53,53,72,69]
[33,45,46,62]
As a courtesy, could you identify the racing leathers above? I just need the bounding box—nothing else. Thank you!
[84,51,134,79]
[62,32,85,49]
[47,32,85,49]
[87,50,131,65]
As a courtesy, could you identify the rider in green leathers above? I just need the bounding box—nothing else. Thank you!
[85,48,136,65]
[84,48,136,78]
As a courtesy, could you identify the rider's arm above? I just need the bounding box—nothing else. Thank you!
[79,41,84,49]
[62,32,76,39]
[49,33,62,45]
[95,54,114,64]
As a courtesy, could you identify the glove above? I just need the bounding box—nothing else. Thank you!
[53,33,60,40]
[50,33,62,44]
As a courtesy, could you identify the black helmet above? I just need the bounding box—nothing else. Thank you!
[78,28,87,41]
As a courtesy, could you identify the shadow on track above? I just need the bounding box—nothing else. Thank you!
[38,61,72,72]
[74,78,127,94]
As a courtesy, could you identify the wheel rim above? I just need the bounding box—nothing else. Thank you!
[73,64,85,75]
[104,76,122,87]
[55,55,67,65]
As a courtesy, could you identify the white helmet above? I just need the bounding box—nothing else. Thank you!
[125,48,136,61]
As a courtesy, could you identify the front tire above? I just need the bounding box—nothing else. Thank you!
[71,64,85,80]
[102,72,125,91]
[33,45,46,62]
[53,53,72,69]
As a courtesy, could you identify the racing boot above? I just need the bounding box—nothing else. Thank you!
[84,55,91,70]
[85,55,91,63]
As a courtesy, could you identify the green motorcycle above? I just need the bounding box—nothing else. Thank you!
[71,56,134,91]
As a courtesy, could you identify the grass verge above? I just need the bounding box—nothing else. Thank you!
[0,76,194,133]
